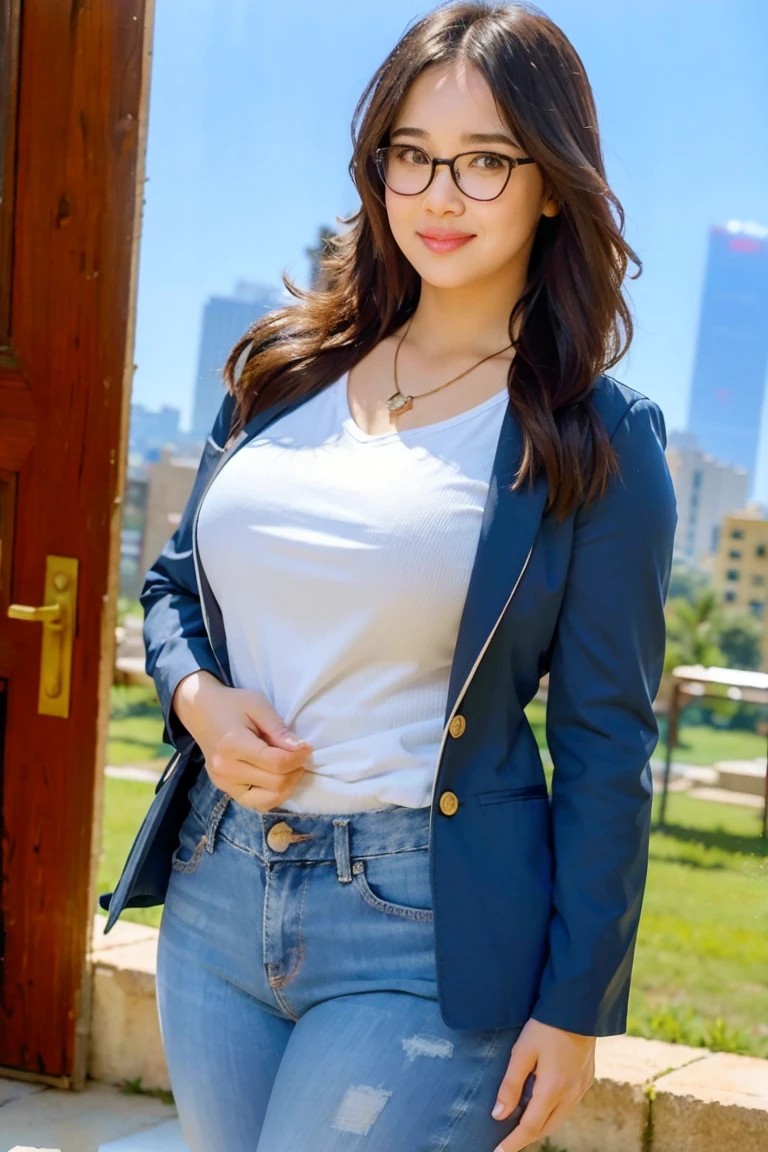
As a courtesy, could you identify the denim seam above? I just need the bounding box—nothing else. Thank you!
[170,833,207,875]
[204,792,231,853]
[269,982,298,1023]
[215,827,265,860]
[433,1030,507,1151]
[350,859,434,922]
[271,863,310,993]
[352,845,429,861]
[214,830,428,863]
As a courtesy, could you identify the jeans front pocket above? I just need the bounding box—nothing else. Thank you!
[170,803,209,875]
[351,847,434,922]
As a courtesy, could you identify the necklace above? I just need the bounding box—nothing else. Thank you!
[386,315,514,418]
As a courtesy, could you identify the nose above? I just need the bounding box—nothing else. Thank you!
[421,161,464,208]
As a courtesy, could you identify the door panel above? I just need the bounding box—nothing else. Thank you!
[0,0,153,1084]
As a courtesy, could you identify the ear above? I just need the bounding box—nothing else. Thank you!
[541,186,561,218]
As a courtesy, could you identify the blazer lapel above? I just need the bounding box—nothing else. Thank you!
[441,402,550,724]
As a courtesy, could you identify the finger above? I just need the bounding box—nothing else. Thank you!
[230,767,306,811]
[242,694,312,752]
[233,762,307,795]
[533,1098,574,1145]
[234,729,311,774]
[496,1082,557,1152]
[493,1056,535,1120]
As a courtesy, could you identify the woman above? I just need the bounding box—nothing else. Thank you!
[133,2,677,1148]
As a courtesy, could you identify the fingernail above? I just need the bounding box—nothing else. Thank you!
[284,734,303,747]
[492,1100,505,1118]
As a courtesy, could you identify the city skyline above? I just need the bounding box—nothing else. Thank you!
[131,0,768,491]
[190,280,285,439]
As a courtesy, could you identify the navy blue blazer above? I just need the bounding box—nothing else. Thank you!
[100,367,677,1038]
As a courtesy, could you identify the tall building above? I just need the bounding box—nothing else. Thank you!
[713,506,768,671]
[191,280,284,439]
[665,433,749,564]
[129,402,181,457]
[685,220,768,496]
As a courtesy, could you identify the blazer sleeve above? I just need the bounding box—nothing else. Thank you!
[530,395,678,1037]
[139,389,237,753]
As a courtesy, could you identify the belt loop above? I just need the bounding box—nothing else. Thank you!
[204,792,231,854]
[332,818,352,883]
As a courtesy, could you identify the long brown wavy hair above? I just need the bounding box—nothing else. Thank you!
[222,0,641,521]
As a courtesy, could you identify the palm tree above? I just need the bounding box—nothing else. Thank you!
[664,588,725,674]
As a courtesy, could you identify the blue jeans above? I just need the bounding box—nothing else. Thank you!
[156,766,526,1150]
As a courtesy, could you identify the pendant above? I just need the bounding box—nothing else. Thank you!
[386,389,414,415]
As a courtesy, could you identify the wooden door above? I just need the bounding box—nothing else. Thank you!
[0,0,153,1085]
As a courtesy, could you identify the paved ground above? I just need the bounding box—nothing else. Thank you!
[0,1077,188,1152]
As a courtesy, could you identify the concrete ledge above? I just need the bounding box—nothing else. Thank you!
[529,1037,710,1152]
[89,916,169,1092]
[88,916,768,1150]
[652,1052,768,1152]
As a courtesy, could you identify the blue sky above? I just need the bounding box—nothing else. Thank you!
[133,0,768,494]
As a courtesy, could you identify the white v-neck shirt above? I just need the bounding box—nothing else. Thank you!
[196,371,509,812]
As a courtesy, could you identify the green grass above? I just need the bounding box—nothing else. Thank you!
[656,718,768,767]
[98,775,163,928]
[99,689,768,1055]
[632,789,768,1058]
[107,683,170,765]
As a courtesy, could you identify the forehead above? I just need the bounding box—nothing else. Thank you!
[392,59,506,135]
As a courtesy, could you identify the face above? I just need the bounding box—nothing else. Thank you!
[383,59,559,290]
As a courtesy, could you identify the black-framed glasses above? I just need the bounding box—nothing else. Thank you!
[374,145,536,202]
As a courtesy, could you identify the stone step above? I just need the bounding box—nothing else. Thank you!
[687,785,765,808]
[712,759,767,796]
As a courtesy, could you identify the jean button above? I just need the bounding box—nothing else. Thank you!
[267,820,295,851]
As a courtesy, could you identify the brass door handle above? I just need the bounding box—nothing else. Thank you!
[6,556,78,717]
[8,603,63,626]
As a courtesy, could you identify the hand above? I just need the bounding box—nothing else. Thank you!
[491,1018,595,1152]
[172,671,313,811]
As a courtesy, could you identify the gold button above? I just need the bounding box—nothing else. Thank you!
[449,714,466,738]
[438,790,459,816]
[267,820,296,852]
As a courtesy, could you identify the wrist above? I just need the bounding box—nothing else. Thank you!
[172,669,225,737]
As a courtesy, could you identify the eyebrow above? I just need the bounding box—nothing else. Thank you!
[389,127,521,149]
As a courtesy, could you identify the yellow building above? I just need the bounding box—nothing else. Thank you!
[713,505,768,670]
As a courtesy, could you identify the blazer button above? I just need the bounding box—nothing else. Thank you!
[449,714,466,738]
[438,790,459,816]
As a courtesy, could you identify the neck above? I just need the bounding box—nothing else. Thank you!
[404,263,527,362]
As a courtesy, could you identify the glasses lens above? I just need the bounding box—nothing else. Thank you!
[378,148,510,199]
[379,147,432,194]
[455,152,511,200]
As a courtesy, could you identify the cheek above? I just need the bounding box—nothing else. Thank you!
[476,200,543,268]
[384,193,417,249]
[485,197,533,243]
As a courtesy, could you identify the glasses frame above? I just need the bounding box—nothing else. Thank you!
[373,145,536,202]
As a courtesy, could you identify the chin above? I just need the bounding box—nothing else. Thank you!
[406,254,481,289]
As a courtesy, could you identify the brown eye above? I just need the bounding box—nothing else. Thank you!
[395,147,429,165]
[469,153,506,171]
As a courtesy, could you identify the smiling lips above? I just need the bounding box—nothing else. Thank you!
[417,230,476,253]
